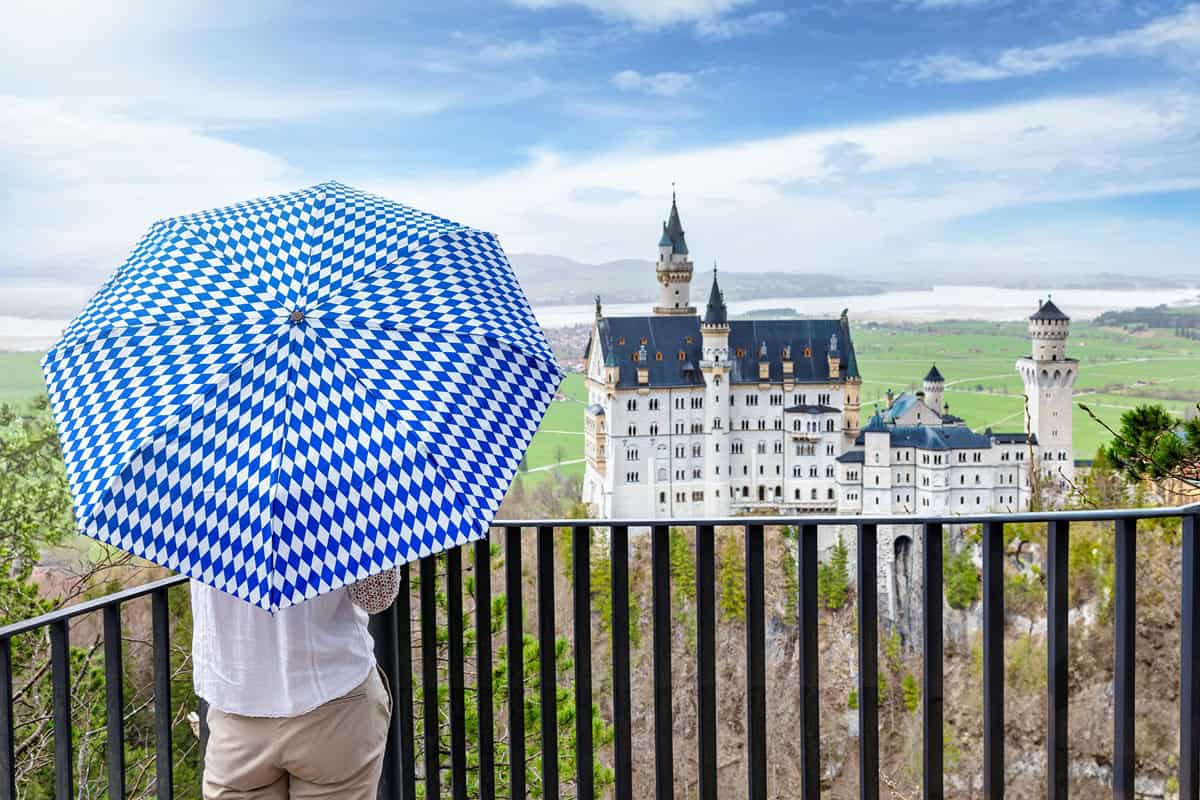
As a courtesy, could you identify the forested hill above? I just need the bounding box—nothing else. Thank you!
[1094,303,1200,332]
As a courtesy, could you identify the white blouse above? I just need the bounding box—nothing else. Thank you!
[191,570,399,717]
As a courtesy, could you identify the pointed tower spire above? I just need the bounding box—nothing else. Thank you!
[703,263,726,325]
[654,185,696,316]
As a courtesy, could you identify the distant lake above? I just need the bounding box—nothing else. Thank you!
[3,285,1198,350]
[533,284,1200,329]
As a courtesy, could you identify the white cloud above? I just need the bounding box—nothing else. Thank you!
[509,0,749,27]
[612,69,698,96]
[905,3,1200,82]
[368,89,1200,280]
[0,95,303,311]
[695,10,787,39]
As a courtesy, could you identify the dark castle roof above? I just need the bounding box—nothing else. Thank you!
[703,271,727,325]
[856,423,992,450]
[784,404,841,414]
[1030,298,1069,322]
[594,314,860,389]
[658,193,688,255]
[991,432,1038,445]
[924,364,944,383]
[836,451,866,463]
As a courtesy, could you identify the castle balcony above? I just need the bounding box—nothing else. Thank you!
[3,503,1199,799]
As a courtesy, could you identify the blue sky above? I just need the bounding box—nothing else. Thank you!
[3,0,1200,319]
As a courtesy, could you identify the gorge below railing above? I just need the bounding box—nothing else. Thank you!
[2,504,1199,799]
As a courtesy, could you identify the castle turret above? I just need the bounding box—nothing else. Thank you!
[840,310,862,435]
[700,269,730,516]
[923,364,945,415]
[1016,297,1077,491]
[861,411,892,512]
[653,190,696,316]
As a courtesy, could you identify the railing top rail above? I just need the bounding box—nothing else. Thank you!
[493,501,1200,529]
[0,574,189,640]
[4,502,1196,639]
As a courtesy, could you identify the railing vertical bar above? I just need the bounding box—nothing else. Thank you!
[103,603,126,800]
[50,618,73,800]
[611,525,633,800]
[1114,517,1137,800]
[1047,519,1069,800]
[982,520,1006,800]
[857,522,879,800]
[475,537,496,800]
[696,524,718,800]
[151,587,173,800]
[651,523,675,800]
[1183,514,1200,800]
[447,546,468,800]
[396,563,417,800]
[505,526,527,800]
[572,525,594,800]
[420,556,441,800]
[369,597,401,799]
[746,523,768,800]
[0,637,14,800]
[798,523,821,800]
[536,526,560,800]
[922,522,944,800]
[198,699,209,786]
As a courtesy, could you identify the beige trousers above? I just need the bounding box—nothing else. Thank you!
[203,666,393,799]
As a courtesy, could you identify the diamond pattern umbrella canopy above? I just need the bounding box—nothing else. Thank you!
[42,182,563,611]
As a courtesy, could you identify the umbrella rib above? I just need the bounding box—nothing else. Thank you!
[79,326,290,537]
[313,317,559,374]
[172,218,299,311]
[307,335,482,539]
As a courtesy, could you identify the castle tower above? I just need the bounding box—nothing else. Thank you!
[923,364,945,415]
[699,269,730,516]
[653,190,696,316]
[840,310,862,435]
[1016,297,1077,489]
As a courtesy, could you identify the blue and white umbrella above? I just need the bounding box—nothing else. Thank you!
[42,182,562,611]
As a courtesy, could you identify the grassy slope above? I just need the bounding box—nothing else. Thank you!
[5,324,1197,479]
[0,352,47,403]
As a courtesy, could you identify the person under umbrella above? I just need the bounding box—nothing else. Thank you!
[41,183,562,798]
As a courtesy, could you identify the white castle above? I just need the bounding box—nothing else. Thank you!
[581,193,1076,520]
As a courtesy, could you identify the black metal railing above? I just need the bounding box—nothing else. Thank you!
[2,503,1199,799]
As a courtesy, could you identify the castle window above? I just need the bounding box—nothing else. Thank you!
[735,347,746,358]
[803,346,812,358]
[617,337,624,345]
[685,336,693,344]
[640,337,648,345]
[631,351,640,363]
[655,351,663,361]
[678,350,686,361]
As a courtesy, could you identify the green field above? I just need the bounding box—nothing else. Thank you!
[5,323,1197,483]
[850,322,1200,458]
[0,352,47,403]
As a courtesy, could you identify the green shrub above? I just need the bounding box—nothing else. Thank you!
[943,541,979,610]
[818,534,850,611]
[718,531,746,622]
[902,674,920,712]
